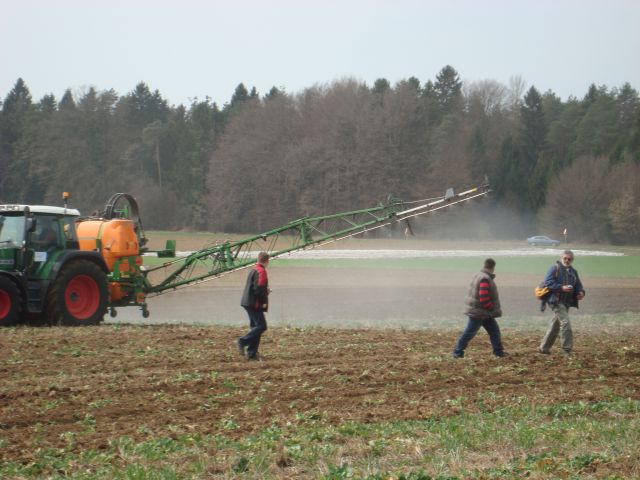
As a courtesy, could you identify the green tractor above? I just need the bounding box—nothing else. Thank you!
[0,203,109,326]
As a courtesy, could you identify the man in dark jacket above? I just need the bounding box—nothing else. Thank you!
[453,258,505,358]
[539,250,585,356]
[237,251,270,360]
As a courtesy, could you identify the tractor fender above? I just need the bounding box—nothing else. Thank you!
[42,251,109,302]
[0,271,22,285]
[0,272,24,298]
[49,250,110,280]
[0,271,26,308]
[0,273,23,326]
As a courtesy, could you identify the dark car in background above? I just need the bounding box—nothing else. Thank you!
[527,235,561,246]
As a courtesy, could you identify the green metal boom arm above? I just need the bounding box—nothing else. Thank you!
[142,183,490,296]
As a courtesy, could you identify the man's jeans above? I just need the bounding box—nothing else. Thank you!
[540,304,573,353]
[239,307,267,359]
[453,317,504,357]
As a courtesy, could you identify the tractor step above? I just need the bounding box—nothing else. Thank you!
[26,280,46,312]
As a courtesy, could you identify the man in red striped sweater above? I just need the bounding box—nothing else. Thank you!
[452,258,505,358]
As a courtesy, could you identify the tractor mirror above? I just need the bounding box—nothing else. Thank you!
[26,217,37,233]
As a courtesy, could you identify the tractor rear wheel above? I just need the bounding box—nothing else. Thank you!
[46,260,108,326]
[0,277,21,327]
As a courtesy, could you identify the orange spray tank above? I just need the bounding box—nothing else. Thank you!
[76,219,143,302]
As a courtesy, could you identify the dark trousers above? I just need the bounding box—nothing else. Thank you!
[453,317,504,357]
[239,307,267,358]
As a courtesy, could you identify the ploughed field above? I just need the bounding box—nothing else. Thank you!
[1,247,639,477]
[1,324,639,467]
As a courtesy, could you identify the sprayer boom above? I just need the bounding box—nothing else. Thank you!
[143,182,491,296]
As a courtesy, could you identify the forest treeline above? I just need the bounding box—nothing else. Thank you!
[1,66,639,243]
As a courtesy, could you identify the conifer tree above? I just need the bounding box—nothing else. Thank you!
[0,78,34,200]
[433,65,462,116]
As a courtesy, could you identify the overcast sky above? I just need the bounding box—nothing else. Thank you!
[2,0,639,107]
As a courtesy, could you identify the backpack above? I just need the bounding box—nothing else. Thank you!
[534,285,552,300]
[534,263,560,310]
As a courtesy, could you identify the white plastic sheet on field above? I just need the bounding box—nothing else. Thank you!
[154,247,624,259]
[283,248,624,259]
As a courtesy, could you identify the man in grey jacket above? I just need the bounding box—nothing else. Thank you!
[453,258,505,358]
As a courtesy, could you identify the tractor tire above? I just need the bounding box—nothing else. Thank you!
[0,277,21,327]
[46,260,108,326]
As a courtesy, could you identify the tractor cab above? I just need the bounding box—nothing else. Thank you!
[0,205,80,275]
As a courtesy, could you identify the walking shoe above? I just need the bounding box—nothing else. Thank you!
[452,352,463,359]
[246,354,262,362]
[236,339,245,356]
[494,352,507,358]
[538,349,550,355]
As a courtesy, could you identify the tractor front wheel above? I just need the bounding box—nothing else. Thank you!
[46,260,108,326]
[0,277,21,327]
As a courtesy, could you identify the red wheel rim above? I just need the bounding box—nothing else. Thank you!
[64,275,99,320]
[0,290,10,319]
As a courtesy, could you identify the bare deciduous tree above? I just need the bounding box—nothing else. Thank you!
[608,163,640,243]
[539,156,615,242]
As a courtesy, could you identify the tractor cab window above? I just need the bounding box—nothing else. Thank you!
[63,216,79,248]
[31,215,60,249]
[0,214,26,247]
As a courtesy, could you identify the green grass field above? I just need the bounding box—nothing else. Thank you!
[142,232,640,279]
[274,255,640,278]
